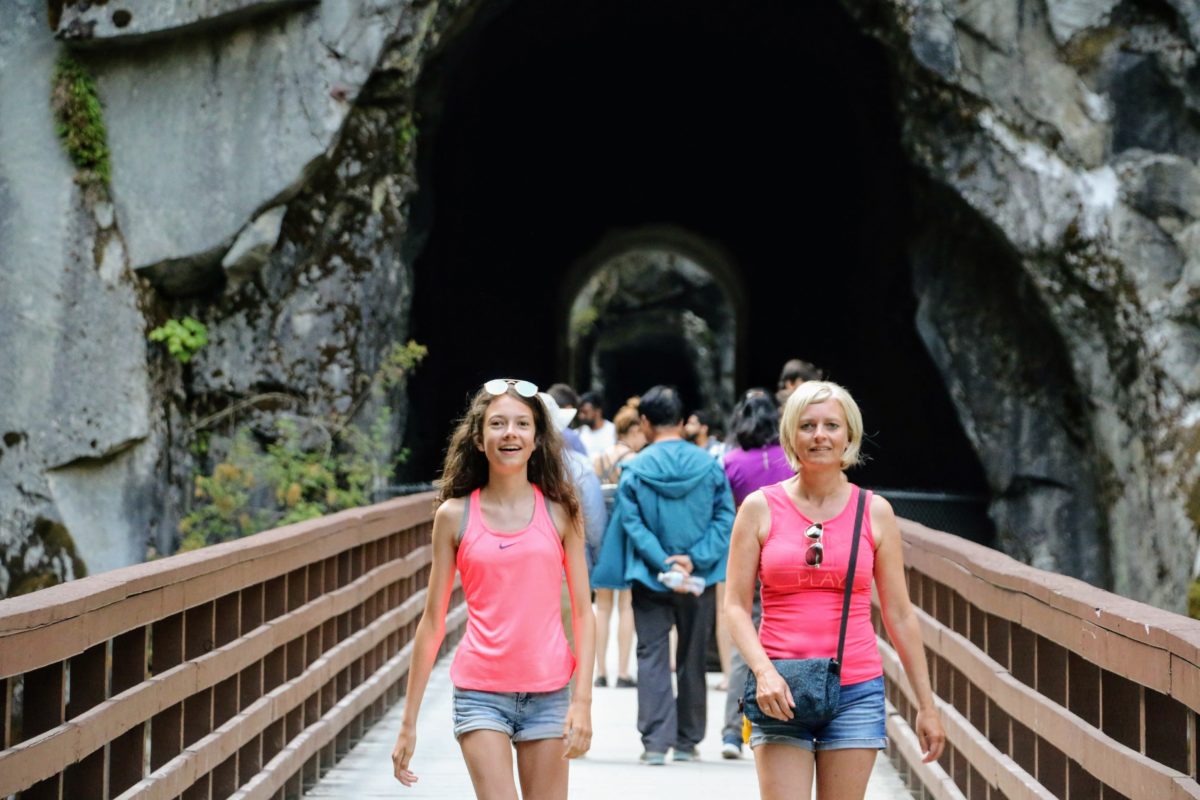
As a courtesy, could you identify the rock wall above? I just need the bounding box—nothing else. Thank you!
[0,0,463,595]
[845,0,1200,608]
[0,0,1197,609]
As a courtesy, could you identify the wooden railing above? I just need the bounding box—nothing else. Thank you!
[0,492,454,800]
[5,495,1198,800]
[882,519,1200,800]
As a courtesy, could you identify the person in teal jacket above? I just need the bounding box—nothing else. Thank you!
[591,384,735,764]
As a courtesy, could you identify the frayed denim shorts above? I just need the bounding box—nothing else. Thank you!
[452,685,570,742]
[749,676,887,752]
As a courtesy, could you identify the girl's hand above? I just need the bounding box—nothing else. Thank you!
[562,698,593,759]
[392,723,418,786]
[916,708,946,762]
[754,666,795,721]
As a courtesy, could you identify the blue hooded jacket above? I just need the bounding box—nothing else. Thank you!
[591,439,735,592]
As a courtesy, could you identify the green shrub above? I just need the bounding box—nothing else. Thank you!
[179,340,427,550]
[396,113,419,166]
[149,317,209,364]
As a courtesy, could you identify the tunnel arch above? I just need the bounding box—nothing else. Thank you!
[399,0,1001,529]
[560,226,747,417]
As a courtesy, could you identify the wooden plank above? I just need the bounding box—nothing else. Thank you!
[899,520,1200,670]
[0,494,435,643]
[230,603,468,800]
[879,637,1054,800]
[0,547,432,797]
[121,602,468,800]
[884,699,965,800]
[0,533,430,681]
[912,606,1200,800]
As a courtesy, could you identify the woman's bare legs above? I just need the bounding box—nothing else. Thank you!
[753,744,815,800]
[594,589,614,682]
[715,581,732,689]
[515,738,569,800]
[615,589,635,681]
[814,748,876,800]
[458,730,519,800]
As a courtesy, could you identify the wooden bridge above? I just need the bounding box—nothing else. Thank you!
[1,492,1198,799]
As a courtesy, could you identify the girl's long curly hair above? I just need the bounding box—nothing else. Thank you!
[437,383,580,520]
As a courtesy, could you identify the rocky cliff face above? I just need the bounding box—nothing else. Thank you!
[0,0,1196,610]
[843,0,1200,607]
[0,0,462,594]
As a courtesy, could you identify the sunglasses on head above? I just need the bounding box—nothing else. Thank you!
[483,378,539,398]
[804,522,824,567]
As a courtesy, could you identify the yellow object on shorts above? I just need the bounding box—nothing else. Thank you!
[742,714,751,743]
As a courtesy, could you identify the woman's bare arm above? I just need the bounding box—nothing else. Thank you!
[555,501,595,759]
[391,499,462,786]
[872,494,945,762]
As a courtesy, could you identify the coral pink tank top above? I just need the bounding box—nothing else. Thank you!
[450,486,576,692]
[757,483,882,685]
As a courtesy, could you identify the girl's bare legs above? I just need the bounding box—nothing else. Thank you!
[458,730,519,800]
[515,738,569,800]
[753,744,815,800]
[715,581,732,689]
[594,589,614,682]
[615,589,635,681]
[814,749,876,800]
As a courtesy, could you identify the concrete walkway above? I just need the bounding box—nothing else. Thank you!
[306,653,913,798]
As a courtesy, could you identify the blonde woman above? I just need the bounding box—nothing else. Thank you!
[724,381,944,799]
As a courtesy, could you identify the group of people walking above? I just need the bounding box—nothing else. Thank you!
[392,362,945,799]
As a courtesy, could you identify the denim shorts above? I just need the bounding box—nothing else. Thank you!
[452,685,571,742]
[749,676,887,752]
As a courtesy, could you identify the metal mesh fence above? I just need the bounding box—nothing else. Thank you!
[869,487,994,545]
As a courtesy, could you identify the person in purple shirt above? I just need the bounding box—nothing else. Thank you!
[723,389,795,506]
[719,388,795,758]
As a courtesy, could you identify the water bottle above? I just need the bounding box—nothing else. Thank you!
[657,571,707,595]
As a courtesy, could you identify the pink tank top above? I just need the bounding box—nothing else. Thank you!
[757,483,882,685]
[450,486,576,692]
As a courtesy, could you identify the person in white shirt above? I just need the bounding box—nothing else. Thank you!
[576,391,617,459]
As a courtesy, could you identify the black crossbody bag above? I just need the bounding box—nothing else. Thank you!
[742,488,866,732]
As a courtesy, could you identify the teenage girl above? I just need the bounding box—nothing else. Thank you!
[392,378,595,799]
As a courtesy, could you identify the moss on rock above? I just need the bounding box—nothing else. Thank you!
[2,518,88,598]
[51,54,111,186]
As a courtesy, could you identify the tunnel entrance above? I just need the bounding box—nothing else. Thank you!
[402,0,991,519]
[565,228,743,421]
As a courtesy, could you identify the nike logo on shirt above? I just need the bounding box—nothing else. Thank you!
[499,542,518,549]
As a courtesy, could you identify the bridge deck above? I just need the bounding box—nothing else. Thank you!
[307,652,911,798]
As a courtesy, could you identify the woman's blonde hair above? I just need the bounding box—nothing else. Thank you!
[613,397,641,437]
[779,380,864,471]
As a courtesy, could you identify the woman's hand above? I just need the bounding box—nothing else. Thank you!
[392,722,418,786]
[915,707,945,762]
[754,665,795,721]
[562,697,593,758]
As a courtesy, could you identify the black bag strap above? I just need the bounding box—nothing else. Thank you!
[835,487,868,668]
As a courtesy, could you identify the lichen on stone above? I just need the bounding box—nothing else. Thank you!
[2,518,88,597]
[51,53,111,186]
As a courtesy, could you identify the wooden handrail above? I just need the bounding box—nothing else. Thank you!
[0,492,451,799]
[884,518,1200,799]
[4,498,1199,799]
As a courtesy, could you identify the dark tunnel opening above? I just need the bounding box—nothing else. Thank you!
[401,0,991,521]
